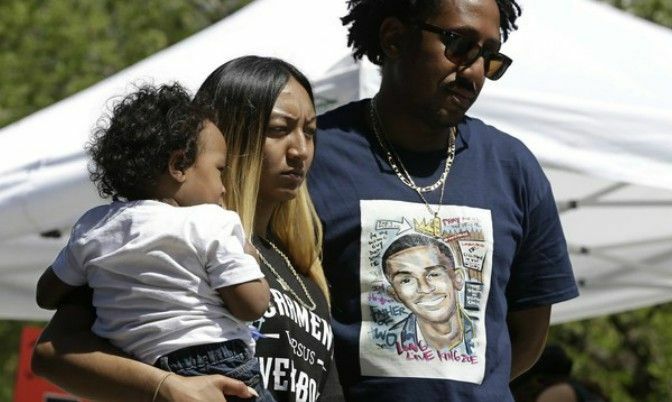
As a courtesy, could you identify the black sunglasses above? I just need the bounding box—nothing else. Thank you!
[414,21,512,81]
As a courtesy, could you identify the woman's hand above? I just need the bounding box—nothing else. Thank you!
[157,373,257,402]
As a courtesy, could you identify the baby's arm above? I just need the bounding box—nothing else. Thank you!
[218,278,270,321]
[36,266,78,310]
[204,209,270,321]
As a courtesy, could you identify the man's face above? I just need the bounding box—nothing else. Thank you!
[388,0,501,127]
[385,245,462,324]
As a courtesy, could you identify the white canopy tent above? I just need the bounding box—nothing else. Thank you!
[1,0,671,322]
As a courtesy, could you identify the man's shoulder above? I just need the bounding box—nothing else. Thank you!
[462,115,540,166]
[317,99,368,133]
[463,116,527,150]
[314,100,372,162]
[463,116,554,208]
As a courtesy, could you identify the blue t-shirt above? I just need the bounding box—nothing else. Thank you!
[308,100,579,401]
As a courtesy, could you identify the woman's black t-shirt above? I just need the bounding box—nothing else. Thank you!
[251,236,342,402]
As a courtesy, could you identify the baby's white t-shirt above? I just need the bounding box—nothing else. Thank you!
[51,200,263,364]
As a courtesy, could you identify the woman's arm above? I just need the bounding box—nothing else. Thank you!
[32,288,254,402]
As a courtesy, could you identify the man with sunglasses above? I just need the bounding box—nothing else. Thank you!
[308,1,579,401]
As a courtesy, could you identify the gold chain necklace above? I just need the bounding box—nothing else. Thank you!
[369,97,454,218]
[254,237,316,311]
[370,96,456,194]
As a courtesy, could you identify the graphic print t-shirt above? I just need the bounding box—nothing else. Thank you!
[251,237,338,402]
[308,100,579,402]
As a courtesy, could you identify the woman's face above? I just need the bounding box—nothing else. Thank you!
[258,76,316,206]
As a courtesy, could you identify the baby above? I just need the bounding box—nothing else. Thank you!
[36,83,273,401]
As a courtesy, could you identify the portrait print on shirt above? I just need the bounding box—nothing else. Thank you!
[359,200,493,384]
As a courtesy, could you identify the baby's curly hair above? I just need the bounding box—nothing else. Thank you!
[342,0,522,65]
[87,83,213,201]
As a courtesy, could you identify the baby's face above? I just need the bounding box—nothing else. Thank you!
[177,120,227,207]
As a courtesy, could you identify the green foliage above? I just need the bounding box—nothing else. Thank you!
[549,303,672,402]
[0,0,251,128]
[597,0,672,28]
